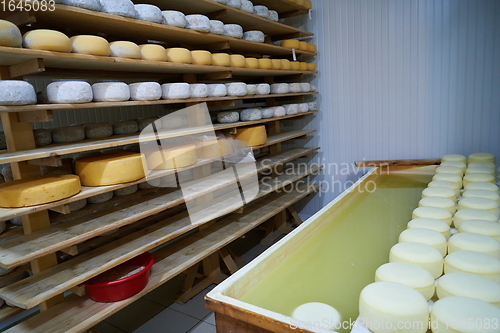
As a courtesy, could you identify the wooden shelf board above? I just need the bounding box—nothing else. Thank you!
[2,183,317,332]
[0,167,320,309]
[0,93,318,113]
[141,0,312,38]
[250,0,310,16]
[0,305,25,323]
[0,147,319,269]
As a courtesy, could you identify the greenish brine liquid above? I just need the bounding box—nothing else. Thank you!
[239,173,432,333]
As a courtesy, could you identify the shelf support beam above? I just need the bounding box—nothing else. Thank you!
[18,110,53,123]
[8,58,45,79]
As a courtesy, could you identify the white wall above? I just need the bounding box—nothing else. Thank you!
[298,0,500,218]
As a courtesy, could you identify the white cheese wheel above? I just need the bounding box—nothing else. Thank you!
[113,184,138,197]
[191,50,212,65]
[46,81,93,104]
[33,129,52,147]
[212,53,231,66]
[113,120,138,135]
[432,173,463,188]
[436,272,500,307]
[466,166,496,176]
[463,190,500,205]
[92,82,130,102]
[419,197,456,215]
[299,83,311,92]
[137,117,160,131]
[431,296,500,332]
[0,19,23,47]
[444,251,500,283]
[458,197,499,217]
[288,83,302,93]
[139,44,167,61]
[52,126,86,143]
[166,48,192,64]
[99,0,136,18]
[389,242,444,278]
[440,161,467,173]
[268,10,279,21]
[161,10,186,28]
[256,83,270,95]
[226,82,247,96]
[399,228,447,257]
[428,180,461,197]
[458,220,500,242]
[448,232,500,259]
[240,0,253,13]
[240,109,262,121]
[310,85,317,92]
[375,263,435,300]
[190,84,208,98]
[469,152,496,164]
[134,4,163,23]
[435,165,463,177]
[0,175,81,208]
[463,173,496,185]
[359,282,429,333]
[207,84,227,97]
[273,106,286,117]
[185,14,210,32]
[243,30,265,43]
[162,83,191,99]
[453,209,498,228]
[253,5,269,17]
[0,81,36,106]
[217,112,239,123]
[129,82,161,101]
[160,115,186,130]
[87,191,113,204]
[109,41,141,59]
[223,24,243,38]
[70,35,110,56]
[145,144,198,170]
[69,198,87,212]
[284,104,299,115]
[307,102,317,111]
[422,187,457,201]
[62,0,101,11]
[245,84,256,96]
[441,154,467,164]
[407,218,451,239]
[226,0,241,9]
[291,302,341,331]
[271,83,290,94]
[23,30,72,52]
[298,103,309,113]
[261,108,275,119]
[83,123,113,139]
[209,20,224,35]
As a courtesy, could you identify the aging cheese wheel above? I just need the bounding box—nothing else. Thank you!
[185,14,210,32]
[284,104,299,115]
[226,82,247,96]
[307,44,317,52]
[457,197,499,217]
[226,0,241,8]
[129,82,162,101]
[212,53,231,67]
[421,187,457,202]
[134,4,163,23]
[432,173,463,188]
[46,81,93,104]
[197,138,234,159]
[87,191,113,204]
[258,58,272,69]
[209,20,224,35]
[442,154,467,164]
[113,120,138,135]
[223,24,243,38]
[109,41,141,59]
[469,152,495,164]
[159,115,186,130]
[166,48,192,64]
[137,117,160,131]
[1,164,12,182]
[453,209,498,228]
[240,109,262,121]
[33,129,52,147]
[243,31,265,43]
[217,111,239,123]
[407,218,451,239]
[463,173,496,185]
[70,35,110,56]
[289,83,302,93]
[271,83,290,94]
[299,41,308,50]
[290,61,301,70]
[458,220,500,241]
[268,10,279,21]
[271,59,282,70]
[234,125,267,147]
[412,207,452,227]
[291,303,341,331]
[253,5,269,17]
[191,50,212,65]
[441,161,467,173]
[444,251,500,283]
[62,0,101,11]
[399,228,447,257]
[280,39,300,49]
[436,272,500,307]
[23,30,72,52]
[448,232,500,259]
[99,0,136,18]
[207,84,227,97]
[245,57,259,68]
[273,106,286,117]
[307,102,317,111]
[83,123,113,139]
[146,144,198,170]
[375,263,435,300]
[246,84,257,96]
[75,151,145,186]
[161,10,186,28]
[114,184,138,197]
[463,189,500,205]
[261,108,275,119]
[431,296,500,332]
[0,175,81,208]
[300,83,311,92]
[162,83,191,99]
[428,180,462,197]
[69,198,87,212]
[240,0,253,13]
[0,19,22,48]
[281,59,292,70]
[256,83,270,95]
[0,81,36,106]
[92,82,130,102]
[139,44,167,61]
[230,54,246,67]
[359,282,429,333]
[299,62,308,71]
[190,84,208,98]
[389,242,444,278]
[51,126,85,143]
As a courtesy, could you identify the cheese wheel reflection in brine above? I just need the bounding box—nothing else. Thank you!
[419,197,456,215]
[399,228,447,257]
[448,233,500,259]
[457,197,499,217]
[291,302,341,330]
[432,173,463,188]
[359,282,429,333]
[453,208,498,228]
[458,220,500,241]
[375,263,435,300]
[390,242,443,278]
[463,173,496,185]
[436,272,500,307]
[412,207,452,226]
[441,154,467,164]
[407,218,451,239]
[468,152,496,164]
[444,250,500,284]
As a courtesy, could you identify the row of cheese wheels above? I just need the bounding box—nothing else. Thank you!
[217,102,316,123]
[357,152,500,333]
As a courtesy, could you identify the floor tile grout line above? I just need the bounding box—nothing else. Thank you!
[167,307,212,322]
[102,320,130,333]
[184,319,205,333]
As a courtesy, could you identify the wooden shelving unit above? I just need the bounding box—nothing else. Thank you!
[0,1,318,330]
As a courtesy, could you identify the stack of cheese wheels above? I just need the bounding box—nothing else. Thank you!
[145,144,198,170]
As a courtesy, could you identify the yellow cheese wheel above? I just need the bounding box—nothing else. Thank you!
[71,35,110,56]
[299,62,308,71]
[230,54,246,67]
[0,19,23,48]
[197,139,234,159]
[75,151,146,186]
[258,58,272,69]
[290,61,301,70]
[146,144,198,170]
[139,44,168,61]
[0,175,81,208]
[295,0,306,7]
[245,57,259,68]
[307,63,317,71]
[165,47,192,64]
[191,50,212,65]
[281,59,292,70]
[212,53,230,67]
[307,44,317,52]
[298,41,308,50]
[271,59,282,70]
[23,29,72,52]
[234,125,267,147]
[280,39,300,49]
[109,41,141,59]
[304,0,312,9]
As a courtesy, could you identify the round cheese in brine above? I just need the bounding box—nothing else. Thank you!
[412,207,453,226]
[419,197,456,215]
[465,165,496,176]
[463,173,496,185]
[375,263,435,300]
[457,197,499,217]
[432,173,463,188]
[441,154,467,164]
[421,187,457,202]
[389,242,444,278]
[448,232,500,259]
[435,165,464,177]
[291,302,341,331]
[428,180,461,197]
[0,19,23,48]
[453,209,498,228]
[444,250,500,283]
[399,228,447,257]
[23,29,72,52]
[139,44,167,61]
[462,189,500,205]
[109,41,141,59]
[71,35,110,56]
[468,152,496,164]
[458,220,500,241]
[440,161,467,173]
[436,272,500,307]
[407,218,451,239]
